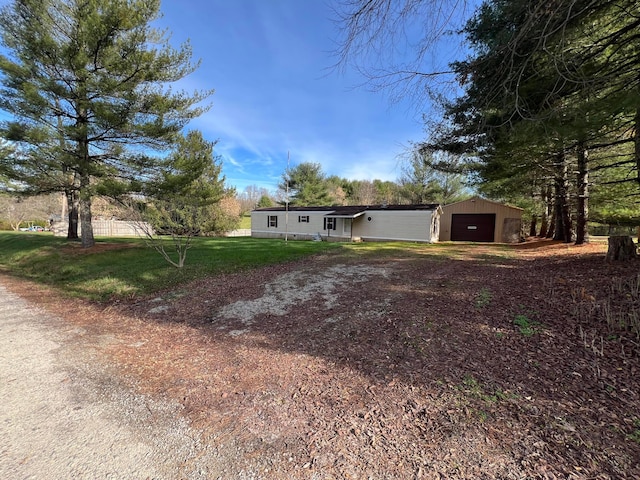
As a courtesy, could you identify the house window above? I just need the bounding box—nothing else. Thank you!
[298,215,309,223]
[324,217,336,230]
[268,215,278,228]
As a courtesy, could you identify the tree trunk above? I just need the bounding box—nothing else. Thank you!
[65,190,79,240]
[575,141,589,245]
[553,178,564,240]
[553,153,573,243]
[57,104,80,240]
[79,196,94,248]
[529,215,537,237]
[560,184,573,244]
[635,104,640,185]
[546,204,556,239]
[79,172,94,248]
[606,235,638,261]
[539,186,550,237]
[542,186,552,238]
[76,83,94,248]
[538,216,548,238]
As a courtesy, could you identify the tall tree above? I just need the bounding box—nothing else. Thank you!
[237,185,272,213]
[398,151,444,204]
[203,194,241,235]
[256,194,274,208]
[279,162,333,206]
[399,149,468,204]
[350,179,377,205]
[432,0,640,244]
[373,179,403,205]
[337,0,640,247]
[326,175,350,206]
[0,0,211,247]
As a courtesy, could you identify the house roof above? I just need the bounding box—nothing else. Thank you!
[442,196,523,211]
[254,204,441,216]
[324,206,368,219]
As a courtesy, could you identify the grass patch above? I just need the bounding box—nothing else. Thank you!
[461,375,498,403]
[0,232,341,301]
[513,307,541,337]
[239,215,251,229]
[475,288,492,309]
[0,233,520,303]
[456,375,518,423]
[460,375,518,403]
[628,419,640,444]
[340,241,473,261]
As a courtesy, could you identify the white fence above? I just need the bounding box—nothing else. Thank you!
[224,229,251,237]
[52,219,152,237]
[52,221,250,238]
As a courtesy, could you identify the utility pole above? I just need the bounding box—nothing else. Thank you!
[285,151,290,242]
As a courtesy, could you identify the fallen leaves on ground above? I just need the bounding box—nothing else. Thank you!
[4,239,640,479]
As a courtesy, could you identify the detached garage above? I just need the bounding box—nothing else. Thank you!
[440,197,523,243]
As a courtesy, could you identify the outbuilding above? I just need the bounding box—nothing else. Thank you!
[251,204,442,243]
[440,197,523,243]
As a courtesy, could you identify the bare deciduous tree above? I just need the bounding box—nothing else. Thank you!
[333,0,473,106]
[0,193,59,230]
[237,185,273,213]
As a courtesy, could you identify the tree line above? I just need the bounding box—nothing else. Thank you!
[335,0,640,245]
[3,146,468,231]
[3,0,637,260]
[237,153,468,211]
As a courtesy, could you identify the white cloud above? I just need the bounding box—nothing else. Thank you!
[156,0,429,193]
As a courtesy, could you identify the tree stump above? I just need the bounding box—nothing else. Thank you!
[606,235,638,261]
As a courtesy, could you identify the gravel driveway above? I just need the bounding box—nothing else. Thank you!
[0,283,225,480]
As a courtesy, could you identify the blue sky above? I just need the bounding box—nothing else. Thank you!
[156,0,470,194]
[0,0,473,195]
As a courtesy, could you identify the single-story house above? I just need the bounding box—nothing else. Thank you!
[251,204,443,243]
[440,197,523,243]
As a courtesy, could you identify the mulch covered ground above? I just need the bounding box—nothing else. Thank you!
[4,239,640,479]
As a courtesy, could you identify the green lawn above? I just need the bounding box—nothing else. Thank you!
[239,215,251,229]
[0,231,513,302]
[0,232,342,301]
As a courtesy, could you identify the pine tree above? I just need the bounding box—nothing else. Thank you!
[0,0,212,247]
[280,162,333,206]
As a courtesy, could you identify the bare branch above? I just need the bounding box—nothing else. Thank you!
[332,0,473,107]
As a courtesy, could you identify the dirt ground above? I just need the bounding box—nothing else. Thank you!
[2,239,640,479]
[1,285,173,479]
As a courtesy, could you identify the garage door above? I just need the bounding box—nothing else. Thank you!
[451,214,496,242]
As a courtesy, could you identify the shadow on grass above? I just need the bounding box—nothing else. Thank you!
[3,233,639,476]
[0,232,342,300]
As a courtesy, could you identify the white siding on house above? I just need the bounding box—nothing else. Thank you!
[353,210,435,242]
[251,210,351,241]
[251,205,441,243]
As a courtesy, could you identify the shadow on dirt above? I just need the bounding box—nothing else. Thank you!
[6,241,638,478]
[121,242,640,478]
